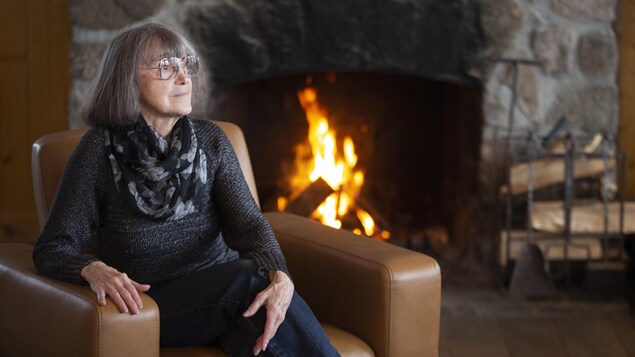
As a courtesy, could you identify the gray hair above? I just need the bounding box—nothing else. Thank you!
[82,23,207,127]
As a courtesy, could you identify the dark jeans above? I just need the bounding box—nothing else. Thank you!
[146,259,340,357]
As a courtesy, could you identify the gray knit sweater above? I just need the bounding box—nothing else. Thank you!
[33,119,288,285]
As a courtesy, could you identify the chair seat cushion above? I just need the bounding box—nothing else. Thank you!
[160,323,374,357]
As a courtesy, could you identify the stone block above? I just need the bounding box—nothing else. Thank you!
[476,0,524,62]
[531,24,573,77]
[545,86,618,135]
[550,0,616,22]
[577,31,617,77]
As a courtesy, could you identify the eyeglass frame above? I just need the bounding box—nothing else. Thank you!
[140,55,200,80]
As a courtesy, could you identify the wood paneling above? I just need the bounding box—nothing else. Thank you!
[0,0,70,244]
[619,0,635,198]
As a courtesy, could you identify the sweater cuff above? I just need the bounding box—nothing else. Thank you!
[61,255,99,285]
[247,249,290,279]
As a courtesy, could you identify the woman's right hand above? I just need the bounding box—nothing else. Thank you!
[80,261,150,314]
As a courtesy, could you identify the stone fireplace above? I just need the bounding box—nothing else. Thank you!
[68,0,620,275]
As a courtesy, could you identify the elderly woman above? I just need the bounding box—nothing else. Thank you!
[33,23,339,357]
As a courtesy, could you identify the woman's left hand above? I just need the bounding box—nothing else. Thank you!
[243,270,294,356]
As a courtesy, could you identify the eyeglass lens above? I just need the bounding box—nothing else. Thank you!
[159,56,199,80]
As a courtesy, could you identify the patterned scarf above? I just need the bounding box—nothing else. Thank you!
[105,116,207,220]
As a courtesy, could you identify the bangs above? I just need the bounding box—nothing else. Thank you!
[138,31,194,66]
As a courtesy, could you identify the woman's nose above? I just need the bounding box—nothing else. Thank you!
[175,65,188,83]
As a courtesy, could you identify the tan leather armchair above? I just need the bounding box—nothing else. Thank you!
[0,121,441,357]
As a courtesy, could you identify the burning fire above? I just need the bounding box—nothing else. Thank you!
[278,83,389,239]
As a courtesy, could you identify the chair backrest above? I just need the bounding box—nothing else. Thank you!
[31,121,259,230]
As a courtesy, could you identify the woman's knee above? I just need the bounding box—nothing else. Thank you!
[221,259,269,302]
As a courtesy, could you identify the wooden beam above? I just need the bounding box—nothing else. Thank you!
[618,0,635,199]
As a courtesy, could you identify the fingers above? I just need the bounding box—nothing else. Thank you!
[96,289,107,306]
[261,308,282,350]
[247,273,295,355]
[120,279,142,313]
[133,281,151,292]
[253,335,266,356]
[243,291,266,318]
[96,274,137,314]
[131,281,151,309]
[251,302,285,355]
[244,291,273,355]
[107,287,132,313]
[82,262,150,315]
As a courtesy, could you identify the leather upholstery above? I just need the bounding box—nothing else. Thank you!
[0,243,160,357]
[0,120,441,357]
[31,128,88,230]
[265,212,441,357]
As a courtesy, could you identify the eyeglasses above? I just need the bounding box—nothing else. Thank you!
[141,55,200,80]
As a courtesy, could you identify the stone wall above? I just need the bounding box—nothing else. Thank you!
[478,0,619,157]
[69,0,620,135]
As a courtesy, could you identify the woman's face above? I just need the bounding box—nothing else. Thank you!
[137,51,193,126]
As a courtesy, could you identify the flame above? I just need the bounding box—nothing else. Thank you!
[277,196,288,211]
[279,85,386,238]
[356,208,375,236]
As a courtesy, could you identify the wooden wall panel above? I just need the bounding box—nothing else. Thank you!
[619,0,635,198]
[0,0,70,244]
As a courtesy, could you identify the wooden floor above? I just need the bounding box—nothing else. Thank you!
[439,287,635,357]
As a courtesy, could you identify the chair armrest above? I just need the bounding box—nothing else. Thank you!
[264,212,441,357]
[0,243,160,357]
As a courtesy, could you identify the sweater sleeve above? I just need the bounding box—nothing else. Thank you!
[32,129,105,284]
[209,125,290,276]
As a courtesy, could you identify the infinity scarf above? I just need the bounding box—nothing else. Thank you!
[105,116,207,220]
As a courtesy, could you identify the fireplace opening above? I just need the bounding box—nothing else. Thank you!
[209,72,484,252]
